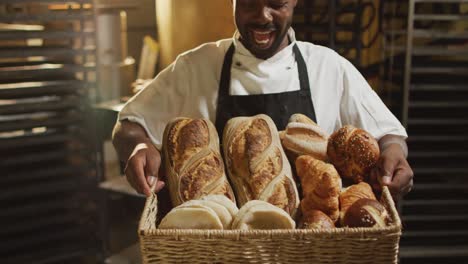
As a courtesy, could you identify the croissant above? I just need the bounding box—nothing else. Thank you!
[296,155,342,222]
[223,114,299,216]
[162,117,235,207]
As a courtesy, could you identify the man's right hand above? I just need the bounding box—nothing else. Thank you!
[125,142,165,196]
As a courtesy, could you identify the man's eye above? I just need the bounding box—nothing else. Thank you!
[271,2,287,9]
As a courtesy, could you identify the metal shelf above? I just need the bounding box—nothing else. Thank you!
[0,12,94,23]
[2,0,91,4]
[0,80,87,98]
[0,46,96,59]
[409,101,468,108]
[414,14,468,21]
[0,1,99,262]
[0,30,94,40]
[410,84,468,91]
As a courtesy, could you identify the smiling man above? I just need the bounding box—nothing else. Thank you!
[113,0,413,200]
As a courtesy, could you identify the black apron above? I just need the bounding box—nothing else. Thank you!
[215,43,317,135]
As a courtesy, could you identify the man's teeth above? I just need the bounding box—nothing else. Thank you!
[253,30,273,44]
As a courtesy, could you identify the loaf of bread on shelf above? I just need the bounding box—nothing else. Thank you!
[162,117,235,207]
[339,182,376,224]
[299,209,335,229]
[295,155,342,222]
[231,200,296,230]
[222,114,299,216]
[280,113,329,162]
[343,198,390,228]
[327,125,380,183]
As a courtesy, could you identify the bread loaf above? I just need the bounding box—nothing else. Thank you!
[281,114,329,162]
[343,198,389,228]
[295,155,342,222]
[162,117,235,207]
[223,114,299,216]
[327,125,380,183]
[339,182,376,224]
[299,210,335,229]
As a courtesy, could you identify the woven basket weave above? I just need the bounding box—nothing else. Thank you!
[139,186,401,264]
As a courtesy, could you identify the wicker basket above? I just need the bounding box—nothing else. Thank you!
[139,186,401,264]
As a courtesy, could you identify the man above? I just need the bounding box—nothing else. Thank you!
[112,0,413,200]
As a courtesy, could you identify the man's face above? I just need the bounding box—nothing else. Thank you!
[234,0,297,59]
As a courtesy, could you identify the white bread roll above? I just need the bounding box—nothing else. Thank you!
[178,200,233,229]
[158,204,223,229]
[232,200,296,230]
[201,194,239,219]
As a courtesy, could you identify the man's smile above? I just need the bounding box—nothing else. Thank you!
[249,28,277,49]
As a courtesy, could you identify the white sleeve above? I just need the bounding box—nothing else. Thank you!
[339,58,407,140]
[118,55,192,150]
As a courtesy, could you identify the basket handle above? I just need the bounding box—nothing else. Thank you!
[381,186,402,228]
[138,193,159,235]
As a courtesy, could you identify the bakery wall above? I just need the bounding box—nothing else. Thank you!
[155,0,236,69]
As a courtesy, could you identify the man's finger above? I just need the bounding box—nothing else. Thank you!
[401,178,414,196]
[153,180,165,193]
[388,165,413,198]
[125,171,138,192]
[378,157,398,186]
[369,168,382,192]
[144,151,161,189]
[128,158,150,196]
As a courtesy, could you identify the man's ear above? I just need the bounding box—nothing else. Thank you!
[293,0,298,7]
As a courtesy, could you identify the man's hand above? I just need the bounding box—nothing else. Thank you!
[113,120,167,196]
[125,142,165,196]
[370,136,414,200]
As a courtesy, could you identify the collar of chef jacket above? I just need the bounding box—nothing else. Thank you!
[228,28,301,96]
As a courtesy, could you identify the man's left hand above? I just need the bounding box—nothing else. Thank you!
[369,139,414,200]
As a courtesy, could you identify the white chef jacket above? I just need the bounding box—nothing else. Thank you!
[119,29,407,150]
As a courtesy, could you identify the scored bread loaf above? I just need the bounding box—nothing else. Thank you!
[162,117,235,207]
[327,125,380,183]
[223,114,300,216]
[281,113,329,162]
[296,155,342,222]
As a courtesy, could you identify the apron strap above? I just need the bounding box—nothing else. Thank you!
[293,44,316,122]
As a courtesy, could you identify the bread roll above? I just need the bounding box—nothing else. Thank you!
[296,155,341,222]
[159,204,223,229]
[299,210,335,229]
[343,198,389,228]
[327,125,380,183]
[281,114,329,162]
[162,117,235,207]
[178,200,233,229]
[223,114,299,216]
[339,182,376,224]
[231,200,296,230]
[201,194,239,220]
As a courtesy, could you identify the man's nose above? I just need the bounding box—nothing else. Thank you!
[253,6,273,24]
